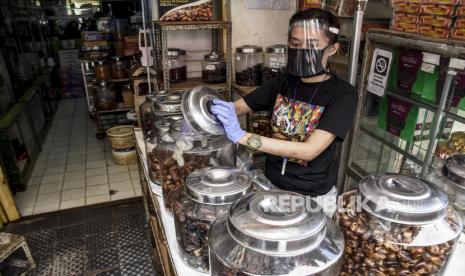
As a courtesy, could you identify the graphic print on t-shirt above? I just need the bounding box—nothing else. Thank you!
[271,94,325,166]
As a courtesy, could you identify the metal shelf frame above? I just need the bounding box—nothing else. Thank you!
[152,4,233,100]
[343,29,465,191]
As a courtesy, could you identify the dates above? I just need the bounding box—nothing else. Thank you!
[147,147,162,182]
[159,149,210,210]
[338,194,459,276]
[161,3,213,22]
[235,64,263,86]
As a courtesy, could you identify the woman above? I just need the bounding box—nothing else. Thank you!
[210,8,358,216]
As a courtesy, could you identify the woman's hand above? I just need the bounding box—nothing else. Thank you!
[210,99,246,143]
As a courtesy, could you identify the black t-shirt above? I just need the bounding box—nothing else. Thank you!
[243,73,357,196]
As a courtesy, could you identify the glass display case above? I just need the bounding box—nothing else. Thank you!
[343,29,465,192]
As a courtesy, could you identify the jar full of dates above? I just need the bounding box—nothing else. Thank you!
[94,60,111,81]
[167,48,187,83]
[145,116,181,185]
[248,111,272,137]
[209,190,344,275]
[157,119,231,211]
[428,154,465,232]
[139,94,155,138]
[172,167,253,272]
[201,52,226,84]
[110,56,128,79]
[93,81,117,111]
[337,174,463,276]
[235,45,263,86]
[263,44,287,82]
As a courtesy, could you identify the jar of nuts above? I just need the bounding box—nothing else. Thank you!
[209,190,345,275]
[166,48,187,83]
[337,174,463,276]
[172,167,253,272]
[157,119,232,211]
[262,44,287,82]
[235,45,264,86]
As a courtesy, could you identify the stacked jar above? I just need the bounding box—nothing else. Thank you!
[157,119,231,210]
[110,56,128,79]
[262,44,287,82]
[235,45,263,86]
[146,92,183,184]
[172,167,253,272]
[93,81,116,110]
[201,52,226,84]
[248,111,272,137]
[94,60,111,81]
[209,190,345,275]
[139,95,155,138]
[338,174,463,276]
[167,48,187,83]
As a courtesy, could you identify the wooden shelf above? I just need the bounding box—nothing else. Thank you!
[232,83,257,96]
[94,107,133,115]
[153,20,230,30]
[170,77,226,91]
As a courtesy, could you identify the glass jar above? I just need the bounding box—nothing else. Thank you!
[167,48,187,83]
[201,52,226,84]
[262,44,287,82]
[235,45,263,86]
[248,111,272,137]
[157,119,232,210]
[209,190,345,275]
[428,154,465,232]
[139,95,155,138]
[110,56,128,79]
[93,81,117,110]
[172,167,253,272]
[338,174,463,275]
[94,60,111,81]
[121,84,134,107]
[146,115,182,184]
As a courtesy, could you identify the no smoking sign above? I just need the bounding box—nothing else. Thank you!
[368,49,393,97]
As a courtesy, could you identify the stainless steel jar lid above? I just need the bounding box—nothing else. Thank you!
[444,154,465,187]
[181,86,225,137]
[236,45,263,54]
[186,167,252,205]
[167,48,186,56]
[152,119,171,136]
[359,174,449,224]
[227,191,327,256]
[204,52,223,62]
[152,93,182,113]
[266,44,287,54]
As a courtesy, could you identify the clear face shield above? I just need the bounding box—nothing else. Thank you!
[287,19,339,77]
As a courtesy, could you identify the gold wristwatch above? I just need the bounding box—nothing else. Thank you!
[246,134,262,151]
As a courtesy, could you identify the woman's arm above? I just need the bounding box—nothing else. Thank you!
[238,129,336,161]
[234,98,253,116]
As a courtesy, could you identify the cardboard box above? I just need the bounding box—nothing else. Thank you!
[157,0,216,21]
[419,15,453,28]
[420,4,456,16]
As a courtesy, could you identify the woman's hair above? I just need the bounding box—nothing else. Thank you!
[289,8,340,45]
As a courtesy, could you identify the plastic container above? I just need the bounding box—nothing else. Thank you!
[172,167,253,272]
[201,52,226,84]
[338,174,463,275]
[122,84,134,107]
[110,56,128,79]
[94,60,111,81]
[93,81,117,111]
[209,190,345,275]
[262,44,287,82]
[167,48,187,83]
[235,45,263,86]
[157,119,232,210]
[106,125,137,165]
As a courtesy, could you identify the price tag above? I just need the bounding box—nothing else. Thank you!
[367,48,393,97]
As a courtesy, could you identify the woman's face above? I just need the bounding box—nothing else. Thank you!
[289,26,336,68]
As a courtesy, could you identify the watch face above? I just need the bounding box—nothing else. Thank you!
[249,138,261,148]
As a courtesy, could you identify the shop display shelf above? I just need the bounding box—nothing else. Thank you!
[170,77,226,92]
[385,89,437,112]
[232,83,257,97]
[153,20,230,31]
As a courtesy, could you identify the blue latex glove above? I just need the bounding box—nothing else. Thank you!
[210,99,246,143]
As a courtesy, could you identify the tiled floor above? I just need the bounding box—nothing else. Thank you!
[14,98,142,216]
